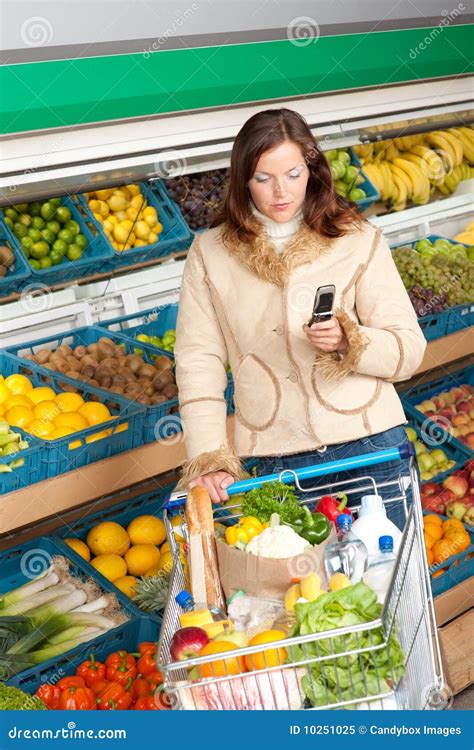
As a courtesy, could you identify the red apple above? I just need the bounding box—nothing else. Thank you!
[452,413,469,427]
[170,627,210,661]
[439,408,455,421]
[418,400,436,413]
[458,425,470,437]
[456,400,471,414]
[444,391,456,406]
[452,387,468,402]
[421,482,442,497]
[433,396,446,410]
[469,409,474,420]
[443,475,469,499]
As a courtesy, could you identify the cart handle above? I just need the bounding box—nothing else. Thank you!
[164,442,413,510]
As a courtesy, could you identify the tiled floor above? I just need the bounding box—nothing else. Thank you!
[452,685,474,710]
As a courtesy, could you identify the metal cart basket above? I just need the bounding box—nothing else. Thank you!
[158,446,445,710]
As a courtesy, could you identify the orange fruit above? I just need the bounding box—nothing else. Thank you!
[424,514,442,527]
[5,405,34,429]
[432,539,456,564]
[28,387,56,405]
[78,402,112,425]
[432,568,446,579]
[424,530,436,550]
[54,412,88,431]
[55,392,85,413]
[85,428,113,444]
[64,538,91,562]
[33,400,61,421]
[244,630,288,672]
[0,382,12,405]
[4,374,32,396]
[442,519,465,535]
[198,641,246,678]
[424,523,443,543]
[27,419,55,438]
[48,427,76,440]
[4,395,33,410]
[426,547,434,566]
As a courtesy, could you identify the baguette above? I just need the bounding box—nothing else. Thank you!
[185,486,226,612]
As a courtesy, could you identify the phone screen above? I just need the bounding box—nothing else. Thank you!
[316,292,333,314]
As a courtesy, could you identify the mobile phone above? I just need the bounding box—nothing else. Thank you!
[308,284,335,326]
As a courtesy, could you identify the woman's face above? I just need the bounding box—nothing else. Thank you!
[248,140,309,223]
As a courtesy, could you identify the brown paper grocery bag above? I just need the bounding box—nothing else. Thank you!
[216,527,336,601]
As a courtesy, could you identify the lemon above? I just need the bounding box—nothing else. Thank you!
[64,538,91,562]
[0,382,11,405]
[4,395,33,410]
[4,374,33,396]
[91,554,127,582]
[108,194,127,212]
[126,184,141,196]
[329,573,351,591]
[28,387,56,405]
[87,521,131,556]
[134,221,150,240]
[33,400,60,421]
[148,232,158,244]
[124,544,161,576]
[55,392,85,413]
[144,551,173,577]
[78,402,111,425]
[127,515,166,546]
[27,419,55,438]
[114,575,138,598]
[113,224,130,244]
[5,405,34,429]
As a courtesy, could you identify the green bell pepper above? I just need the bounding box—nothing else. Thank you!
[289,506,330,545]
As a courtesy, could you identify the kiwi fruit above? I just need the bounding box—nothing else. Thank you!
[151,393,168,404]
[73,345,87,359]
[56,345,73,358]
[34,348,52,365]
[87,343,99,357]
[81,364,96,379]
[137,363,156,380]
[154,356,173,373]
[163,383,179,400]
[125,354,142,374]
[0,245,14,267]
[65,357,82,372]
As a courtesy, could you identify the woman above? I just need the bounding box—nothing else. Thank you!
[175,109,425,516]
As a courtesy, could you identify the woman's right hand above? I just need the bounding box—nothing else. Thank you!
[188,471,234,503]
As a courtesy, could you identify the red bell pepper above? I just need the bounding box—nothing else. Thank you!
[314,493,353,527]
[136,651,157,677]
[133,694,161,710]
[138,641,157,656]
[34,684,61,709]
[96,678,133,710]
[56,676,86,691]
[58,686,97,710]
[76,654,106,688]
[105,651,137,686]
[90,679,110,696]
[147,670,164,690]
[131,676,153,701]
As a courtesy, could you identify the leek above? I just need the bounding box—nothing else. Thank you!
[2,584,76,616]
[0,570,58,611]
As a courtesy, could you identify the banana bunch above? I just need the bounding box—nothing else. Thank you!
[454,220,474,246]
[354,126,474,211]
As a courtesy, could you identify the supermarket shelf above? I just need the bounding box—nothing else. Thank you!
[0,416,235,536]
[413,329,474,376]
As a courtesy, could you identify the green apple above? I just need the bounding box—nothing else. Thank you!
[325,149,338,161]
[430,448,448,465]
[434,238,451,250]
[213,630,249,648]
[416,239,433,252]
[348,187,366,202]
[405,426,417,442]
[414,440,427,456]
[420,471,434,481]
[343,165,359,185]
[330,161,346,180]
[418,452,436,472]
[337,150,351,166]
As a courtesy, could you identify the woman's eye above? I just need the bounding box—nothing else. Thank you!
[288,170,301,179]
[255,176,270,183]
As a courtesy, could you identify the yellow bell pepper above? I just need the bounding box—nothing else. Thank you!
[239,516,263,541]
[225,525,248,546]
[224,516,264,547]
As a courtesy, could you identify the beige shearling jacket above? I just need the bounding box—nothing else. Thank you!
[174,218,426,487]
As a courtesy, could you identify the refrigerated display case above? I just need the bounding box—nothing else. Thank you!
[0,2,473,535]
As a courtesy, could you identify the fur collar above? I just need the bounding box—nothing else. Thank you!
[221,219,334,287]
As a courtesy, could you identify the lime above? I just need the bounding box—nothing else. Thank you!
[50,251,64,266]
[40,202,57,221]
[50,198,62,207]
[30,241,50,260]
[29,259,40,270]
[39,256,53,268]
[19,213,32,227]
[4,208,19,222]
[13,203,28,213]
[13,222,28,239]
[58,229,73,244]
[56,206,72,223]
[343,165,360,185]
[41,228,56,245]
[65,220,80,236]
[21,236,34,252]
[31,216,45,229]
[337,150,351,166]
[29,202,42,217]
[4,217,13,229]
[27,228,42,242]
[46,220,60,235]
[349,187,366,202]
[74,233,87,250]
[52,239,68,255]
[66,244,82,261]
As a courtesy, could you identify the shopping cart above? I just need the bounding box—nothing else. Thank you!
[157,446,445,710]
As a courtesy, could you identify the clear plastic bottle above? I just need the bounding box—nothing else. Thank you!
[324,514,368,584]
[362,536,396,604]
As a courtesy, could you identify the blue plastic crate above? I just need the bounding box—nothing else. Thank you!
[0,426,43,494]
[0,220,31,297]
[348,148,381,212]
[55,486,173,624]
[404,419,467,486]
[390,235,472,341]
[8,617,158,694]
[77,181,193,271]
[0,354,145,479]
[3,196,114,287]
[99,304,235,416]
[4,326,179,446]
[401,365,473,458]
[0,536,138,685]
[422,513,474,596]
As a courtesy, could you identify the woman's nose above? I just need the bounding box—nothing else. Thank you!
[274,179,285,195]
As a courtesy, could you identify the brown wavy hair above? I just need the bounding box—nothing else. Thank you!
[211,108,363,244]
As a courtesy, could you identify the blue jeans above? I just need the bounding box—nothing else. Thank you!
[254,425,414,531]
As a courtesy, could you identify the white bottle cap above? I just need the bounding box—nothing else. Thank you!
[358,495,386,518]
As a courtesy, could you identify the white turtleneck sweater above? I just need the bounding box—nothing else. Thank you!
[251,204,304,253]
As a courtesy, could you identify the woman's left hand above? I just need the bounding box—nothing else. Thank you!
[303,318,348,353]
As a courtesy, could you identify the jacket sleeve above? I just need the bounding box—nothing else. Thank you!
[174,236,245,489]
[313,227,427,383]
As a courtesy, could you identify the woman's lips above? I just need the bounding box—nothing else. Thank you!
[272,203,291,210]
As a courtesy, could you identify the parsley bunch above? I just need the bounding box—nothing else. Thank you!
[241,481,303,524]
